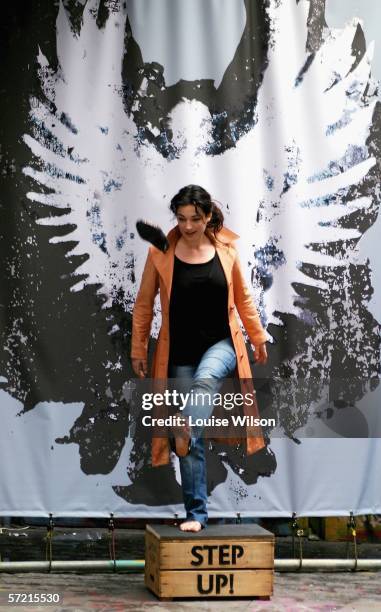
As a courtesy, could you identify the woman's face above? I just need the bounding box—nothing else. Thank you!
[176,204,212,242]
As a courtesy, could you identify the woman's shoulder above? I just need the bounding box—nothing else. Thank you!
[213,225,240,248]
[217,225,239,242]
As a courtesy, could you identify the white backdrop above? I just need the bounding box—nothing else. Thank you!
[1,0,380,517]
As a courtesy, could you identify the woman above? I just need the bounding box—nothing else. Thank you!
[131,185,268,532]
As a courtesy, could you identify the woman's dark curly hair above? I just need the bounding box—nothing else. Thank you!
[169,184,224,234]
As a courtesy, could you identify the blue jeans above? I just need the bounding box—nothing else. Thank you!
[168,337,237,526]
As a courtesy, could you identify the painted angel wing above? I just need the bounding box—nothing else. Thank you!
[22,0,220,319]
[234,1,378,329]
[22,0,173,311]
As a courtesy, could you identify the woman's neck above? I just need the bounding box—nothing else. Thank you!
[178,233,212,251]
[175,233,216,264]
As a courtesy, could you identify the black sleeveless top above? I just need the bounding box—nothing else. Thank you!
[169,253,231,365]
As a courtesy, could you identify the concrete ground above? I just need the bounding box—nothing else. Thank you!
[1,571,381,611]
[1,526,381,611]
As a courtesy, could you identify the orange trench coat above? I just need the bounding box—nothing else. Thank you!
[131,224,268,467]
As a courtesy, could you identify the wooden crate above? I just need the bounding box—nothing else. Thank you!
[145,523,274,599]
[323,516,381,541]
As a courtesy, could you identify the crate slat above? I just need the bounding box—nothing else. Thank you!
[158,569,273,598]
[160,539,274,569]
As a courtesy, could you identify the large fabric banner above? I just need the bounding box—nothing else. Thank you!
[1,0,380,517]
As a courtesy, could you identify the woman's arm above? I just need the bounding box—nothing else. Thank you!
[231,247,268,358]
[131,250,159,375]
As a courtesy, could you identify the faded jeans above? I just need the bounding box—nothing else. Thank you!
[168,337,237,527]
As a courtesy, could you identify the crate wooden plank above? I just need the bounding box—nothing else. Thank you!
[146,523,274,541]
[145,530,160,594]
[159,540,274,569]
[157,569,273,598]
[323,516,381,541]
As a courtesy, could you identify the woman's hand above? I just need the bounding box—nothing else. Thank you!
[132,358,148,378]
[254,343,268,365]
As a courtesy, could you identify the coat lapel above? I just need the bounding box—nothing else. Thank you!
[215,242,235,287]
[149,224,239,299]
[209,226,238,287]
[149,227,177,300]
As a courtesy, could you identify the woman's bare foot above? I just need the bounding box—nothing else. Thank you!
[179,520,203,532]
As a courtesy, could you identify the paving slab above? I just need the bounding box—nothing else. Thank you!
[0,571,381,611]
